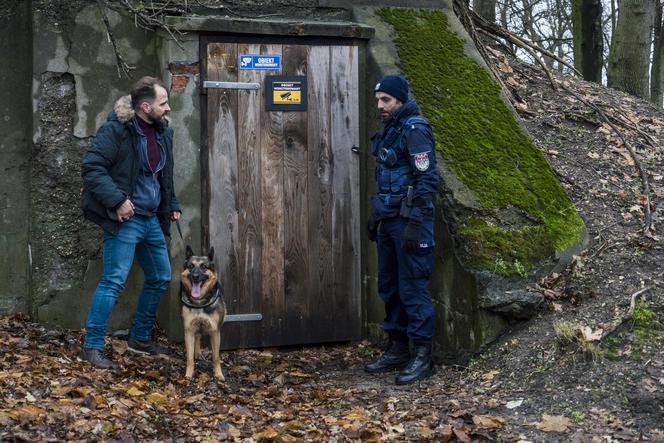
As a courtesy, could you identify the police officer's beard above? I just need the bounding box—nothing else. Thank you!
[381,110,396,122]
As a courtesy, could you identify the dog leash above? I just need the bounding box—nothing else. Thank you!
[174,218,186,304]
[175,218,184,242]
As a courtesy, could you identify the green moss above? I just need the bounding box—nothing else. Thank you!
[379,9,585,273]
[632,301,662,340]
[461,217,554,274]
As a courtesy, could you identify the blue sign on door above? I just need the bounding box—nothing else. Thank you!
[239,54,282,70]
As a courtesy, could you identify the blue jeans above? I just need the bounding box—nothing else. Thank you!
[84,214,171,350]
[377,216,435,343]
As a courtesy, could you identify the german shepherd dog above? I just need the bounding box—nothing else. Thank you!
[180,245,226,380]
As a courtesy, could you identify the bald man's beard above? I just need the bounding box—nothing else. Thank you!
[147,109,169,127]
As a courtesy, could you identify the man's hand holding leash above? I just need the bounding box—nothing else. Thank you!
[116,199,135,222]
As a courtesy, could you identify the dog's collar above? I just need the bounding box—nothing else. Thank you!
[180,282,223,309]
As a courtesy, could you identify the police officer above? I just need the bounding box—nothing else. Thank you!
[365,74,440,385]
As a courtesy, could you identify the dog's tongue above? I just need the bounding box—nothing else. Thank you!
[192,282,202,299]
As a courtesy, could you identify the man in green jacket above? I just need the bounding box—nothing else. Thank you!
[80,76,181,369]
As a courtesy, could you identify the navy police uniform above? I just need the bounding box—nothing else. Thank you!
[369,98,440,345]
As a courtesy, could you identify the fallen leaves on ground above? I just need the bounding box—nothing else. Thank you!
[535,414,572,432]
[472,414,505,429]
[0,314,500,441]
[578,325,604,342]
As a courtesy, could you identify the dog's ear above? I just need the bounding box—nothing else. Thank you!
[185,245,194,259]
[207,247,215,262]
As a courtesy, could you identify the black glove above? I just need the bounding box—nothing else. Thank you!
[401,219,422,253]
[367,218,380,242]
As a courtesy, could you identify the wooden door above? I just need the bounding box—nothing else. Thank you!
[203,41,361,349]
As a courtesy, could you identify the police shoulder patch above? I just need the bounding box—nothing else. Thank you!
[414,152,430,171]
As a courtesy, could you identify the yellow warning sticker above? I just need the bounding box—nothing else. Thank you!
[272,82,302,104]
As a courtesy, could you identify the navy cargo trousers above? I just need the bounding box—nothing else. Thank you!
[377,215,435,343]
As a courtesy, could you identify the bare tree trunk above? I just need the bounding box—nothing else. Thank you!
[498,0,515,52]
[474,0,496,22]
[554,0,571,73]
[522,0,538,42]
[607,0,656,99]
[572,0,604,82]
[651,1,663,105]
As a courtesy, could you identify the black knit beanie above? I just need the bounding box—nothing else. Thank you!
[374,74,409,103]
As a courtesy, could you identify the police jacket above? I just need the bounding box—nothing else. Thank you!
[371,99,439,222]
[80,95,181,236]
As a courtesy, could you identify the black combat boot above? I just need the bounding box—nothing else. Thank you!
[395,343,434,385]
[364,339,410,373]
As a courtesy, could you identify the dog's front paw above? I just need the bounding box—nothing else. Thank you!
[185,368,194,379]
[214,368,225,381]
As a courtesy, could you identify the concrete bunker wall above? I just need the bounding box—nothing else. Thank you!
[0,0,583,363]
[20,2,201,336]
[0,1,32,315]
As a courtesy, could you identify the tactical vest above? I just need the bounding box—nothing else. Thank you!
[371,115,429,206]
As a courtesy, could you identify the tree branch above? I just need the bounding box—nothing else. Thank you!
[453,0,520,101]
[97,0,136,79]
[471,10,581,77]
[111,0,186,50]
[478,27,557,89]
[599,286,654,339]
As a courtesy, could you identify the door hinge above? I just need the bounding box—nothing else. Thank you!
[203,81,260,90]
[224,313,263,322]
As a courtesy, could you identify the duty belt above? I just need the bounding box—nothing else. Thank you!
[378,193,405,206]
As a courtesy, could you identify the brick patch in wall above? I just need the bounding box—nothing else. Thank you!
[168,62,200,75]
[170,75,190,93]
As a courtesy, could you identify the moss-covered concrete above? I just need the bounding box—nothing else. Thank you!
[379,8,585,275]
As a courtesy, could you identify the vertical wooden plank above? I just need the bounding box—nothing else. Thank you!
[235,43,264,347]
[206,43,240,347]
[200,37,211,253]
[306,45,334,343]
[281,44,310,343]
[347,46,362,336]
[330,45,362,339]
[260,44,286,345]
